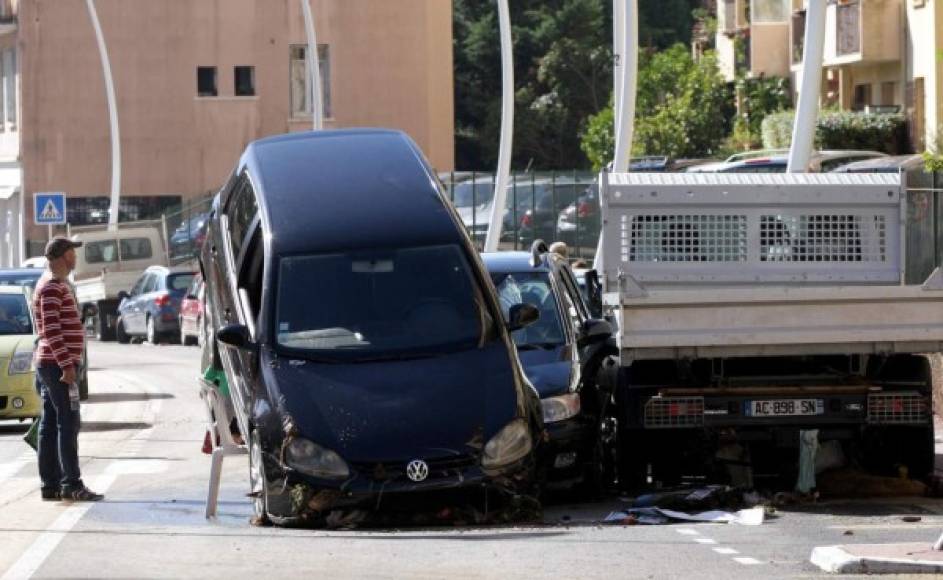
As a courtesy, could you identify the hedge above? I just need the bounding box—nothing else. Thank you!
[761,111,909,154]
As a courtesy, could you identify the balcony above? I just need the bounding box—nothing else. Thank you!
[793,0,901,69]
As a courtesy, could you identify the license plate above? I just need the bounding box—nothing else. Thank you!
[747,399,824,417]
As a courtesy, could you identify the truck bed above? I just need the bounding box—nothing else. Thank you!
[597,172,943,361]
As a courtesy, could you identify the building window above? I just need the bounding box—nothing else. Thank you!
[290,44,331,119]
[234,66,255,97]
[197,66,217,97]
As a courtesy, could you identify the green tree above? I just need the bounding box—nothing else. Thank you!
[581,45,732,168]
[453,0,702,169]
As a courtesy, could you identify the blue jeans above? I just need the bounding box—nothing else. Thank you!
[35,364,83,492]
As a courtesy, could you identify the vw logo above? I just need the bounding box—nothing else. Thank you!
[406,459,429,482]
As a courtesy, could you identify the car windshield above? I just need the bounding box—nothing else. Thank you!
[0,294,32,335]
[276,244,489,360]
[491,271,565,349]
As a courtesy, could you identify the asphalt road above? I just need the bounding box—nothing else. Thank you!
[1,342,943,579]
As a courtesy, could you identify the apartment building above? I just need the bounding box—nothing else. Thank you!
[12,0,454,258]
[716,0,793,81]
[718,0,941,152]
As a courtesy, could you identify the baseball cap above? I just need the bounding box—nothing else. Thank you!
[44,236,83,259]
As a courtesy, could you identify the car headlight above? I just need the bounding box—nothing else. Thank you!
[8,351,33,375]
[482,419,533,470]
[285,437,350,480]
[541,392,581,423]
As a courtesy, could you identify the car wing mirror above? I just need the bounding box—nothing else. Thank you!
[185,294,197,300]
[217,323,257,353]
[507,303,539,332]
[117,290,130,303]
[578,318,612,347]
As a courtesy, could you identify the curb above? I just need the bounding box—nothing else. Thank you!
[811,546,943,575]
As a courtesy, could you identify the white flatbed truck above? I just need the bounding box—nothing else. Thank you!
[593,172,940,487]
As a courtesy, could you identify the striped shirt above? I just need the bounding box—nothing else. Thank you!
[33,273,84,370]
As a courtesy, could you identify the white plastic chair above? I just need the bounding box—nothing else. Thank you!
[199,377,247,518]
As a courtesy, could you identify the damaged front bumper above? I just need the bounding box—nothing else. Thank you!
[259,450,538,525]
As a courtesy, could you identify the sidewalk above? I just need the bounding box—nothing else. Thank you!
[811,543,943,574]
[809,414,943,574]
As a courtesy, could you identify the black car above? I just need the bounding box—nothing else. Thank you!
[0,268,90,400]
[201,129,544,525]
[482,244,615,493]
[116,266,196,344]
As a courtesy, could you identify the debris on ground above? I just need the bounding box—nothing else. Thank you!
[817,469,928,498]
[603,506,765,526]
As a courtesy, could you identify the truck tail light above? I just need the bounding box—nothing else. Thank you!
[645,396,704,429]
[867,393,928,425]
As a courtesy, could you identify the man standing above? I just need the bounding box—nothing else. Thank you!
[33,236,103,502]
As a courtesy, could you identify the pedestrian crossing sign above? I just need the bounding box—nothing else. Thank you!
[34,193,67,225]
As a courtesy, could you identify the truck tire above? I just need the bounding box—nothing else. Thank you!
[95,300,117,342]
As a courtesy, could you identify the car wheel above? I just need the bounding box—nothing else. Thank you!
[116,317,131,344]
[249,431,270,525]
[146,316,160,345]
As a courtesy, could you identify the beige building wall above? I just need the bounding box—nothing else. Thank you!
[751,23,791,78]
[18,0,454,246]
[907,0,941,150]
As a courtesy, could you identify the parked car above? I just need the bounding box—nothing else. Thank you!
[178,273,204,346]
[0,268,90,400]
[116,266,196,344]
[829,154,930,184]
[201,129,544,525]
[685,149,888,173]
[514,179,587,246]
[169,212,210,262]
[0,286,41,420]
[482,243,616,493]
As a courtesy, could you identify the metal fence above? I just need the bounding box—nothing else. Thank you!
[438,171,600,260]
[156,170,943,279]
[161,195,213,266]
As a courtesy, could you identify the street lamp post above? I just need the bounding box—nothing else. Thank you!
[300,0,323,131]
[483,0,514,253]
[85,0,121,230]
[786,0,827,173]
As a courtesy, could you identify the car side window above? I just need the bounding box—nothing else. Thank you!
[85,240,118,264]
[120,238,153,261]
[225,173,259,263]
[142,274,158,294]
[559,267,589,321]
[130,275,146,297]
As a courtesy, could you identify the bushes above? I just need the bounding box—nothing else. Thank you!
[761,111,910,154]
[760,111,795,150]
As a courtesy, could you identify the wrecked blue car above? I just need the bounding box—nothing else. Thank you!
[200,129,544,525]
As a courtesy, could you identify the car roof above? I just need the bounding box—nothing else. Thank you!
[480,251,552,274]
[829,154,925,172]
[242,129,462,255]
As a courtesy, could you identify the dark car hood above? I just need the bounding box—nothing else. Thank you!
[517,346,571,398]
[264,342,522,463]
